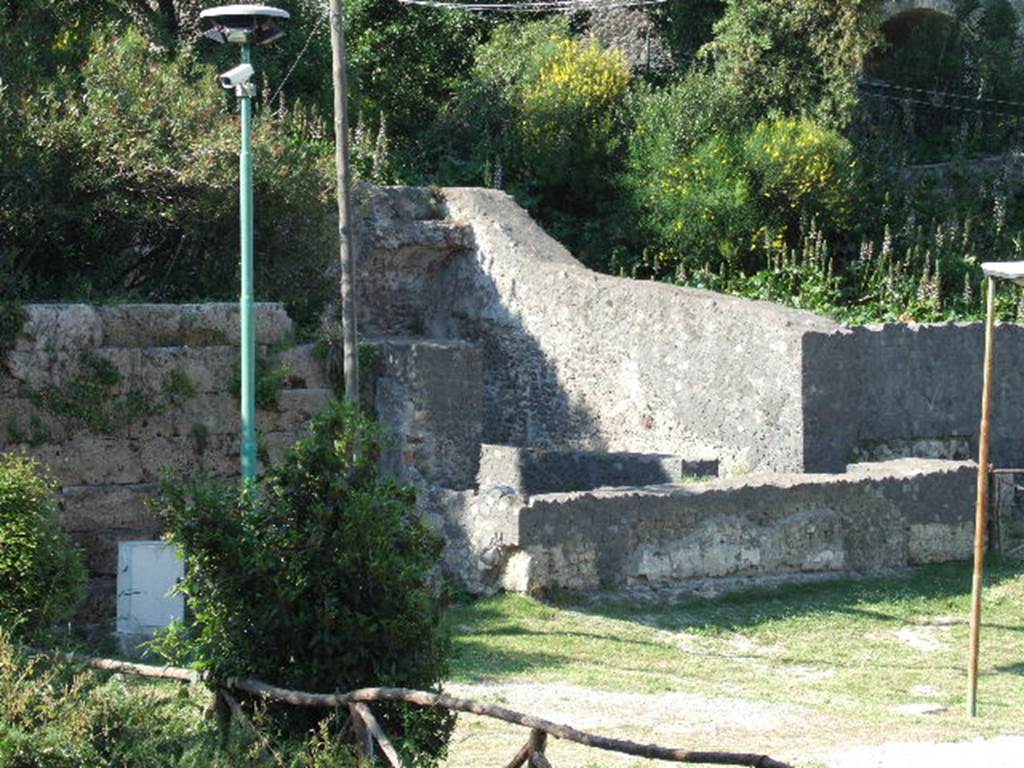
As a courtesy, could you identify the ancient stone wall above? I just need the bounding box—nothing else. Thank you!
[0,303,332,626]
[803,323,1024,472]
[353,187,1024,478]
[434,459,976,594]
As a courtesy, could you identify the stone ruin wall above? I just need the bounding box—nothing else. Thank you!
[350,186,1019,593]
[0,303,332,627]
[2,186,1019,611]
[356,186,1024,479]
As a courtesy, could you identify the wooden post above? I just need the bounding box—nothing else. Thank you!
[967,275,997,717]
[528,729,550,768]
[329,0,359,402]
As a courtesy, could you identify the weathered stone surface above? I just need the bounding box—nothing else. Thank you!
[0,398,71,444]
[420,485,521,595]
[97,302,293,348]
[375,338,482,490]
[279,344,332,390]
[440,458,976,593]
[11,434,240,485]
[477,443,718,495]
[5,345,238,392]
[15,304,103,354]
[434,188,839,475]
[804,323,1024,471]
[60,483,161,532]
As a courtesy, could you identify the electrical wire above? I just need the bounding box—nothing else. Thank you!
[396,0,665,12]
[859,77,1024,111]
[267,4,329,106]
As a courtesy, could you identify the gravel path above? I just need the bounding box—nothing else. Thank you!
[819,736,1024,767]
[444,681,1022,767]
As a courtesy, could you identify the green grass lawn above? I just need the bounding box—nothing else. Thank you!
[5,558,1021,767]
[445,557,1024,763]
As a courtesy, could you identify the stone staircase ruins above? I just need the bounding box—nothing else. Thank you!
[2,185,1017,625]
[353,185,1016,595]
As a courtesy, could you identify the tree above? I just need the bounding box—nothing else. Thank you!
[704,0,883,127]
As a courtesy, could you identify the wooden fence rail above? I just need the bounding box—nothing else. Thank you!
[27,648,795,768]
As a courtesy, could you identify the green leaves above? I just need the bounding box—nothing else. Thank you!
[156,401,454,763]
[0,453,85,636]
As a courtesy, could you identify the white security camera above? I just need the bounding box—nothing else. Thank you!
[219,63,254,90]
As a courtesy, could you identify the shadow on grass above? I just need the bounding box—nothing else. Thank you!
[448,557,1024,682]
[449,639,570,682]
[571,557,1024,635]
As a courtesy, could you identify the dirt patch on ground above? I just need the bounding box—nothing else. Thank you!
[819,736,1024,767]
[443,681,1021,767]
[444,680,832,766]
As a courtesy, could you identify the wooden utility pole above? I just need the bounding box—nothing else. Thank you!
[967,275,997,716]
[329,0,359,401]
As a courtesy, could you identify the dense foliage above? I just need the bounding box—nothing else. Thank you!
[0,453,85,636]
[156,401,454,764]
[5,0,1024,324]
[0,631,370,767]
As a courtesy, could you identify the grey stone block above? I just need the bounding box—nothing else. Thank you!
[15,304,103,354]
[60,483,162,532]
[375,338,482,490]
[97,302,293,348]
[278,344,331,390]
[477,444,718,495]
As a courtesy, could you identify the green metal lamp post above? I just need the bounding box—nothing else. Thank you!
[199,4,289,480]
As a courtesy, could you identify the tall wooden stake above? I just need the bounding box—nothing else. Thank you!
[329,0,359,402]
[967,275,997,717]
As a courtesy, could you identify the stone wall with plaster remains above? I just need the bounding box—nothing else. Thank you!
[0,303,332,627]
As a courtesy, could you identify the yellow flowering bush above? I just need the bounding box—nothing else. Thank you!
[631,114,858,278]
[443,19,632,204]
[516,32,632,187]
[743,116,857,230]
[523,37,631,136]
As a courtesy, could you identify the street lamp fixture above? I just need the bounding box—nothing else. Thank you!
[199,4,289,481]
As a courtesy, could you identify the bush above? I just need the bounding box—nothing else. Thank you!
[704,0,881,128]
[432,18,634,268]
[3,25,335,327]
[156,400,454,765]
[626,113,857,278]
[743,116,857,233]
[0,453,85,636]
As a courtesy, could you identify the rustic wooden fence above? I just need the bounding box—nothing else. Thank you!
[33,649,795,768]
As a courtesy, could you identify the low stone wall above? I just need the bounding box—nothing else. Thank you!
[0,303,332,625]
[433,458,976,594]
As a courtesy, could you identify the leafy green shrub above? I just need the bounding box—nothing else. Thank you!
[704,0,881,127]
[626,113,857,279]
[0,454,85,636]
[3,25,334,327]
[156,400,454,764]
